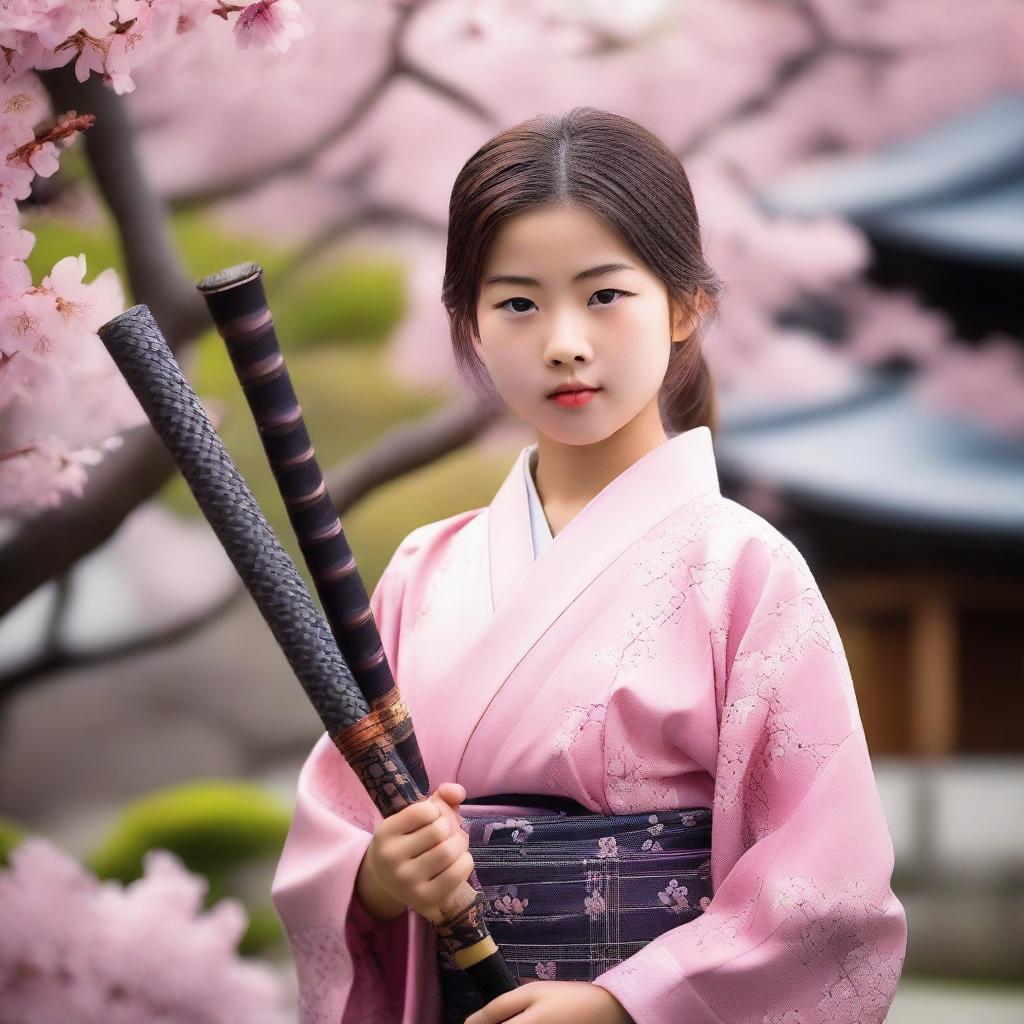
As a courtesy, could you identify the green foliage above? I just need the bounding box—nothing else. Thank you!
[178,213,405,348]
[342,441,509,577]
[160,318,511,593]
[22,205,403,351]
[88,780,291,953]
[159,331,511,594]
[21,206,124,287]
[239,906,287,956]
[173,210,291,288]
[0,817,25,868]
[267,259,406,350]
[89,780,289,880]
[159,336,444,586]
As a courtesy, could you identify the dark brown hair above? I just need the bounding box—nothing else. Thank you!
[441,106,724,436]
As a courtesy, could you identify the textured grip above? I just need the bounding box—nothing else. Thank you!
[98,304,371,737]
[98,304,516,999]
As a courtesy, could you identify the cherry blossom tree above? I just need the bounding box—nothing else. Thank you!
[138,0,1024,435]
[0,835,290,1023]
[0,0,505,628]
[1,1,311,509]
[2,0,1023,623]
[0,1,318,624]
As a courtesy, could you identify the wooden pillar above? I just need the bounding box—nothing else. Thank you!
[908,582,958,757]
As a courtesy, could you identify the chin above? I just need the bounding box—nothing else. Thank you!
[542,422,618,447]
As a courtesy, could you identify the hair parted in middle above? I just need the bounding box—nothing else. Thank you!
[441,106,725,437]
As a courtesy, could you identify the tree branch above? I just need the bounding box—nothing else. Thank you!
[0,423,179,617]
[679,0,899,159]
[41,572,73,651]
[36,63,208,345]
[0,578,247,705]
[0,65,218,619]
[167,0,495,214]
[327,394,504,516]
[274,199,446,287]
[3,16,501,626]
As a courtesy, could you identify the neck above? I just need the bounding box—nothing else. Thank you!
[532,396,669,514]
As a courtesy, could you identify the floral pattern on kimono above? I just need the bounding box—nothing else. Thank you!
[269,426,907,1024]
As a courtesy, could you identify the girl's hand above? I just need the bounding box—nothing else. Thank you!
[363,781,473,922]
[464,980,633,1023]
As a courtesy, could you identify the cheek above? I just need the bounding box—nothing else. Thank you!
[489,359,531,398]
[476,329,520,372]
[474,345,524,394]
[614,338,671,393]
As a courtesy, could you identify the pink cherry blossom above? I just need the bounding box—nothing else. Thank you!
[234,0,307,55]
[535,960,557,979]
[0,836,290,1024]
[914,333,1024,437]
[3,0,1024,522]
[2,0,317,515]
[0,251,146,512]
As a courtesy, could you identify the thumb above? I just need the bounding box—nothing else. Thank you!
[440,782,467,805]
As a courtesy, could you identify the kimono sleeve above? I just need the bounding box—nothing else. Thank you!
[270,543,418,1024]
[591,533,908,1024]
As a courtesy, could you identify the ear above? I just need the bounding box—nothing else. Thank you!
[669,290,706,343]
[669,302,695,344]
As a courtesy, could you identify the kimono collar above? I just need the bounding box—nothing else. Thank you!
[487,425,720,611]
[523,445,554,558]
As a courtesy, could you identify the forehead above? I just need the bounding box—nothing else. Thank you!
[480,205,638,284]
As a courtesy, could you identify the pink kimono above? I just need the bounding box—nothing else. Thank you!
[270,425,908,1023]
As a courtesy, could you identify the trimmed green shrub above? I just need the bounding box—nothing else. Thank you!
[88,780,291,953]
[0,817,25,868]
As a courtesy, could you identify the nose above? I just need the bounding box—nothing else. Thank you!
[542,313,594,367]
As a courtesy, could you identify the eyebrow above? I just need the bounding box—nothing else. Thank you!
[483,262,636,288]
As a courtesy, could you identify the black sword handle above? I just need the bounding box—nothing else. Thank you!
[97,304,518,1001]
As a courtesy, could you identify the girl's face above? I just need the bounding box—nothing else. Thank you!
[473,204,691,447]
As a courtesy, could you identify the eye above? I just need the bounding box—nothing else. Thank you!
[496,288,630,314]
[590,288,628,306]
[499,296,536,314]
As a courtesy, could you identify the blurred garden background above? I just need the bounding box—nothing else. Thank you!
[1,1,1023,1020]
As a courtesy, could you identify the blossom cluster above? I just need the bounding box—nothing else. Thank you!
[0,836,290,1023]
[0,2,308,514]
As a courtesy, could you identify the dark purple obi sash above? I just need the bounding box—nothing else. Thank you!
[437,793,713,1024]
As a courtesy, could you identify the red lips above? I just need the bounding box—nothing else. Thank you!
[548,381,599,397]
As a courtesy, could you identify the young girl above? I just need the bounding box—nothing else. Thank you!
[271,107,908,1024]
